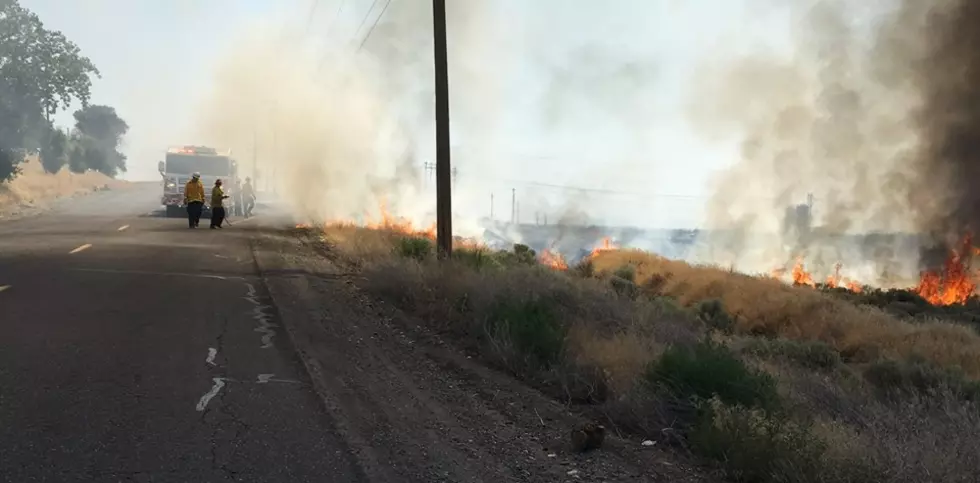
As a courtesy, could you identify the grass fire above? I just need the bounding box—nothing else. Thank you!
[296,218,980,483]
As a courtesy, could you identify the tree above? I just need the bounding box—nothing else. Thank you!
[67,134,86,174]
[72,105,127,177]
[0,147,20,182]
[39,125,67,173]
[0,0,100,181]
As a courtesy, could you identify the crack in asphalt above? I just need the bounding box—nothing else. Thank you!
[207,384,249,480]
[244,282,278,349]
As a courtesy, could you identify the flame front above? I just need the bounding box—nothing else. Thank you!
[588,237,618,259]
[361,201,436,239]
[539,249,568,271]
[791,259,815,287]
[915,234,977,306]
[825,262,863,293]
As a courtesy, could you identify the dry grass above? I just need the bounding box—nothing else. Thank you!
[591,250,980,378]
[0,156,125,214]
[317,225,980,483]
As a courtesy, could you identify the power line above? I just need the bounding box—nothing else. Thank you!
[490,178,705,198]
[352,0,381,41]
[302,0,321,37]
[358,0,391,51]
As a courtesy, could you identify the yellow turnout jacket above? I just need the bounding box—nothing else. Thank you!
[211,185,225,208]
[184,179,205,204]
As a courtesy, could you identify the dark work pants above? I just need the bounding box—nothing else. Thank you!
[187,201,203,228]
[211,207,226,228]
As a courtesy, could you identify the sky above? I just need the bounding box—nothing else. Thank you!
[21,0,797,229]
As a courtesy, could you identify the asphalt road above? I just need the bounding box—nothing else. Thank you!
[0,183,365,482]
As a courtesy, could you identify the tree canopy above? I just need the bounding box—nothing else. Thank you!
[70,104,128,176]
[0,0,101,180]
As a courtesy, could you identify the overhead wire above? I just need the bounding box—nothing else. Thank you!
[351,0,381,42]
[357,0,391,51]
[302,0,321,38]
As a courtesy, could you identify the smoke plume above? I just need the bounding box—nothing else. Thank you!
[188,1,511,235]
[690,0,980,285]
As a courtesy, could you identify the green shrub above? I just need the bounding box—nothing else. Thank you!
[572,259,596,278]
[487,300,566,369]
[647,340,781,412]
[511,244,537,265]
[743,339,842,370]
[613,264,636,283]
[696,299,735,335]
[864,358,980,400]
[690,398,826,483]
[452,247,500,270]
[396,236,433,261]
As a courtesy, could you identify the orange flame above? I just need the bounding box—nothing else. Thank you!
[774,260,862,293]
[915,234,977,306]
[588,237,618,258]
[327,200,437,239]
[825,262,863,293]
[791,259,815,287]
[539,249,568,271]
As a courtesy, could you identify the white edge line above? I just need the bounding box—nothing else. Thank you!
[0,285,10,292]
[117,225,130,231]
[69,243,92,254]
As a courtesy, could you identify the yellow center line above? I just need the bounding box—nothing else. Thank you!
[117,225,130,231]
[69,243,93,254]
[0,285,10,293]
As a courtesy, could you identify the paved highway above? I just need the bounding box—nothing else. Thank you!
[0,183,365,482]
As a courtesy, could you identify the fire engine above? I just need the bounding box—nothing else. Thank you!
[158,146,239,218]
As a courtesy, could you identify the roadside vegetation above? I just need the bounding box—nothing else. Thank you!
[0,1,129,185]
[0,155,122,216]
[315,224,980,483]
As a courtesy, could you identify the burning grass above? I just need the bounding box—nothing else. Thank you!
[591,250,980,377]
[313,224,980,483]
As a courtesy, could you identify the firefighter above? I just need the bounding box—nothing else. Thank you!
[184,172,206,228]
[242,177,255,218]
[210,179,230,229]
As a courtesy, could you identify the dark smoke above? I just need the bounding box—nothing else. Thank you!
[910,0,980,241]
[688,0,980,284]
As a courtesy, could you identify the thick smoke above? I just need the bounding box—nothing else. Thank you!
[189,1,510,235]
[689,0,980,286]
[911,0,980,247]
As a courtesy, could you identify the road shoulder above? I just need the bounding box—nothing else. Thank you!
[250,227,708,483]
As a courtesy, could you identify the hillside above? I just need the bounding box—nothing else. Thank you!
[0,155,127,219]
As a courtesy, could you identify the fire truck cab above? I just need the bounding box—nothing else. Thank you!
[159,145,239,218]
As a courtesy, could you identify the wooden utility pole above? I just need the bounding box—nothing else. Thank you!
[433,0,452,257]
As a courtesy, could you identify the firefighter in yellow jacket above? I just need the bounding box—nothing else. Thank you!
[184,172,206,228]
[210,179,230,229]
